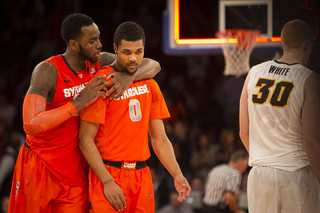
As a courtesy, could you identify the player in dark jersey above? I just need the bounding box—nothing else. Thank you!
[8,13,161,213]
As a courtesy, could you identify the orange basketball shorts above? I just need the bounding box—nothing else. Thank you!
[89,161,154,213]
[8,144,88,213]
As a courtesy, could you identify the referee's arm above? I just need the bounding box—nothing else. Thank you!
[225,192,246,213]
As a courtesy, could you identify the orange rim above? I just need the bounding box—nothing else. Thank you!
[216,29,261,38]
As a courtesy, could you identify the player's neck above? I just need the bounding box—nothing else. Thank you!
[62,51,86,73]
[277,53,307,66]
[112,60,121,72]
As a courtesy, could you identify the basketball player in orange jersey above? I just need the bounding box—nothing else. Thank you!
[239,19,320,212]
[8,14,161,213]
[79,21,191,212]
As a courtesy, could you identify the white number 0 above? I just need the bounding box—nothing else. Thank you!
[129,99,142,122]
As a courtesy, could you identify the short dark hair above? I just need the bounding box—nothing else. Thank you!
[113,21,145,47]
[229,149,249,163]
[281,19,314,50]
[61,13,94,45]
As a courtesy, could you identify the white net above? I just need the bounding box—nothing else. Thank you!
[216,30,261,77]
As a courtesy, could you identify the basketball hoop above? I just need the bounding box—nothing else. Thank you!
[216,29,261,77]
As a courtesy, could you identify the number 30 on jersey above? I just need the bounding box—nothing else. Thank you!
[252,78,295,108]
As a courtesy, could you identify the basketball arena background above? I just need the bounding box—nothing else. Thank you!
[0,0,319,211]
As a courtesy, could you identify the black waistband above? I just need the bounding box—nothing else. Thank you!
[103,160,147,170]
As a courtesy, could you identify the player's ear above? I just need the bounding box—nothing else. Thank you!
[306,39,313,52]
[69,39,79,51]
[113,43,117,54]
[280,41,284,50]
[301,39,310,53]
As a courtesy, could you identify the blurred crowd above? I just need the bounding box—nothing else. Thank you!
[0,0,255,212]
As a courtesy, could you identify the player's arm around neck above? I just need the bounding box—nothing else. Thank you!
[98,52,117,67]
[149,119,191,202]
[105,58,161,100]
[302,72,320,184]
[79,119,126,211]
[133,58,161,81]
[99,52,161,80]
[239,72,251,152]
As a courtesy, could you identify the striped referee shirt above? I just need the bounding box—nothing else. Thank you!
[203,164,241,206]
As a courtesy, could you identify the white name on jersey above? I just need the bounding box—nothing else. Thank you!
[119,84,150,100]
[269,65,290,76]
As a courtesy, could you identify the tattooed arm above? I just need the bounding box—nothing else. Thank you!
[23,61,107,136]
[98,52,117,67]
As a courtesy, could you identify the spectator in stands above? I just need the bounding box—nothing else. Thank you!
[216,128,237,165]
[190,132,217,182]
[183,176,205,213]
[157,190,195,213]
[151,167,170,210]
[171,120,193,182]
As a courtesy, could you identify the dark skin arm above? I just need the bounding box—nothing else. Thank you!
[28,61,108,108]
[27,61,57,102]
[98,52,161,99]
[98,52,117,67]
[149,119,191,202]
[79,120,126,211]
[25,61,108,128]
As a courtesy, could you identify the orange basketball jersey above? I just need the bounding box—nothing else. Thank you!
[81,66,170,161]
[25,55,101,186]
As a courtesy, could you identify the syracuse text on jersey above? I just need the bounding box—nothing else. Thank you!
[63,82,88,98]
[115,84,150,100]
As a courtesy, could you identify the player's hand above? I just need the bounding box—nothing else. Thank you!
[105,71,134,100]
[77,75,108,107]
[174,174,191,202]
[103,179,126,211]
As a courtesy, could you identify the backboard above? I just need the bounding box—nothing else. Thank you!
[163,0,319,55]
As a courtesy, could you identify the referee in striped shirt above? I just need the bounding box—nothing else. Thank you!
[202,150,248,213]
